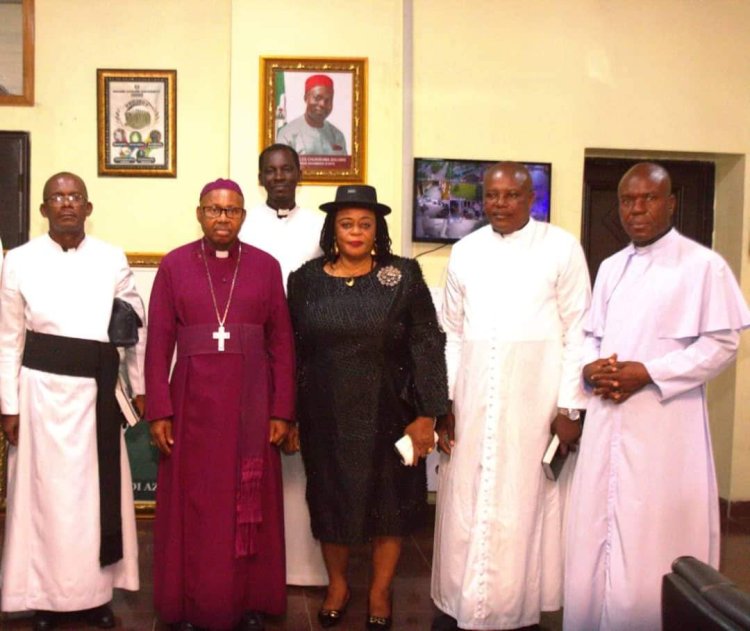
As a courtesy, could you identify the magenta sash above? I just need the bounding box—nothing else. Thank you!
[176,323,269,557]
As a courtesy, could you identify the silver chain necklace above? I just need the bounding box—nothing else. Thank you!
[200,239,242,351]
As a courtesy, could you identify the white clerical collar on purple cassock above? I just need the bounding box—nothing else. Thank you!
[202,238,240,259]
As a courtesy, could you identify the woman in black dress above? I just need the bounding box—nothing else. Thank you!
[287,185,448,630]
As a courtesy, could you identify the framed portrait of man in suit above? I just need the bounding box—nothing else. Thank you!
[260,56,367,184]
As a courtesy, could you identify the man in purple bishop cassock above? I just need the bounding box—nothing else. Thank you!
[145,178,295,631]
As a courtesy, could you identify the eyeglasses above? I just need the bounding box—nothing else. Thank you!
[45,193,87,206]
[201,206,245,219]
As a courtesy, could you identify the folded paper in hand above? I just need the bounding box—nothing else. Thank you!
[394,431,439,466]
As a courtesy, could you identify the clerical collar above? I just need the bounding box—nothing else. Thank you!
[47,232,87,252]
[491,217,533,240]
[632,227,676,253]
[201,238,240,259]
[266,202,298,219]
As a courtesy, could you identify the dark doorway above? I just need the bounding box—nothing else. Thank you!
[0,131,31,249]
[581,157,715,282]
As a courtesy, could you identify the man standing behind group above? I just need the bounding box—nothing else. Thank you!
[0,172,144,630]
[276,74,347,156]
[239,144,324,284]
[431,162,590,631]
[145,179,295,631]
[238,144,327,587]
[564,162,750,631]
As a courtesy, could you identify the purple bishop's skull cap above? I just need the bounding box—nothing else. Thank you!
[199,178,244,200]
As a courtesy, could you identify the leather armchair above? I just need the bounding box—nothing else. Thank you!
[662,556,750,630]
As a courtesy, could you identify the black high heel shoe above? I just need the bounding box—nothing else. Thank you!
[366,613,393,629]
[366,590,393,630]
[317,589,350,628]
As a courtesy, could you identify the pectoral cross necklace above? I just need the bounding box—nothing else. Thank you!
[201,240,242,351]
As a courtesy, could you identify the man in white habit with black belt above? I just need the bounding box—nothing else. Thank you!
[0,172,145,631]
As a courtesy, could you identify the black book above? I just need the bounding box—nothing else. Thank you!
[115,376,140,428]
[542,434,568,481]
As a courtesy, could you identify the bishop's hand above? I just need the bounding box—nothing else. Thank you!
[150,418,174,456]
[269,418,289,447]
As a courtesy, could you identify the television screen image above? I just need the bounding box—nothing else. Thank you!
[412,158,551,244]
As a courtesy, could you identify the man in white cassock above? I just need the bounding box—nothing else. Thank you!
[239,144,324,286]
[564,162,750,631]
[238,143,327,586]
[431,162,591,631]
[0,172,145,631]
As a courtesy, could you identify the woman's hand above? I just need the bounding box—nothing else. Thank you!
[403,416,435,465]
[281,423,300,454]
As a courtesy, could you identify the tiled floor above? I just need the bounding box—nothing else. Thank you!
[1,507,748,630]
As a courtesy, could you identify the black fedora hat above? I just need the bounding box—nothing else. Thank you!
[319,185,391,216]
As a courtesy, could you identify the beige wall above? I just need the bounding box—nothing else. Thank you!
[0,0,232,251]
[0,0,749,499]
[410,0,750,500]
[228,0,404,242]
[411,0,750,281]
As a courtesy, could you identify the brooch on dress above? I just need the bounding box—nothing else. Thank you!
[377,265,402,287]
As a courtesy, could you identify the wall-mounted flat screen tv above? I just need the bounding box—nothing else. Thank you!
[413,158,551,244]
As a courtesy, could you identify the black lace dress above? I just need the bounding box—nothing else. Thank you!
[287,255,449,544]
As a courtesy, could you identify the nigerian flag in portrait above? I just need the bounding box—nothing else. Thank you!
[274,71,286,132]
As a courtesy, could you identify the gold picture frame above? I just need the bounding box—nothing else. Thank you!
[126,252,164,267]
[97,69,177,177]
[260,56,367,184]
[0,443,5,511]
[0,0,34,106]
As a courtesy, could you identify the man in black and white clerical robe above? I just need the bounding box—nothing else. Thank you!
[0,172,145,630]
